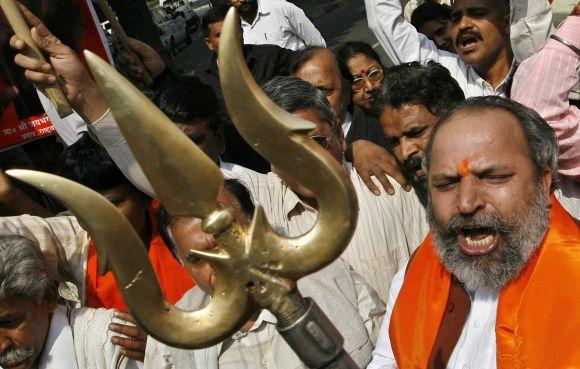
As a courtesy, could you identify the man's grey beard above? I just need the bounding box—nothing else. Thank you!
[427,184,550,291]
[0,345,34,367]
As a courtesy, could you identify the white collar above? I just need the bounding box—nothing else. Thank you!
[469,59,517,95]
[38,306,79,369]
[241,0,269,27]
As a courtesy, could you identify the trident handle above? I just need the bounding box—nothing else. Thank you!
[0,0,73,117]
[277,296,360,369]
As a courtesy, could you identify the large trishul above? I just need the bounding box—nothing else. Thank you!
[8,7,360,369]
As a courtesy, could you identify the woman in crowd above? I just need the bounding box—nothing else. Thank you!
[336,41,385,114]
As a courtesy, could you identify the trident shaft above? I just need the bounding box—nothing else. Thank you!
[8,7,360,369]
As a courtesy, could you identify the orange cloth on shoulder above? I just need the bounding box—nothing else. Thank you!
[85,202,194,310]
[389,196,580,369]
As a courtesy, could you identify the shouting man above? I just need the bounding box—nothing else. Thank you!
[368,96,580,368]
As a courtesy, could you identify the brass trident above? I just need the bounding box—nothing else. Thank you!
[8,7,360,368]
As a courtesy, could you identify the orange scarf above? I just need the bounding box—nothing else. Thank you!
[85,203,195,310]
[390,197,580,369]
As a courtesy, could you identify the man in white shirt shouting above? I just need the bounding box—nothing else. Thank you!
[365,0,553,97]
[228,0,326,50]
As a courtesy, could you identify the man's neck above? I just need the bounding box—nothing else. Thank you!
[241,9,258,24]
[474,47,514,90]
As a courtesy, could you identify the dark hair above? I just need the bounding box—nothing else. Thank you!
[152,76,223,133]
[287,47,352,118]
[261,76,337,127]
[157,178,255,261]
[372,61,465,118]
[335,41,384,72]
[411,2,452,31]
[202,4,229,37]
[424,96,559,187]
[58,133,131,192]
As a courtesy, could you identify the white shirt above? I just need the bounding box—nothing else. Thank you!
[38,306,140,369]
[342,111,353,138]
[364,0,554,97]
[240,0,326,51]
[40,307,80,369]
[367,265,500,369]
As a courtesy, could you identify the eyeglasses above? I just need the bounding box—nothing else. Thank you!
[352,68,384,92]
[310,135,332,149]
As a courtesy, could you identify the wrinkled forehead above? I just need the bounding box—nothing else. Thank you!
[429,108,530,171]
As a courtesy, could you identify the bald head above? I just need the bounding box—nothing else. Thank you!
[423,97,555,291]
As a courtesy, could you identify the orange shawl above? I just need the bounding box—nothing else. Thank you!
[390,198,580,369]
[85,204,195,310]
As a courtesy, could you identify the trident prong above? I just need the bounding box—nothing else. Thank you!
[10,6,359,357]
[219,8,358,279]
[5,170,255,350]
[82,50,223,220]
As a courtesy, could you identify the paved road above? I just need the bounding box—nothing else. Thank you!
[169,0,391,75]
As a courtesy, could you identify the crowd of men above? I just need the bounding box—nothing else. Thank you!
[0,0,578,367]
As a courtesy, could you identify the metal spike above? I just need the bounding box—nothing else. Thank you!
[6,169,254,349]
[218,8,359,278]
[187,249,231,263]
[83,50,223,219]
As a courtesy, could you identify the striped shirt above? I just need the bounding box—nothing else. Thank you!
[512,16,580,181]
[236,165,429,301]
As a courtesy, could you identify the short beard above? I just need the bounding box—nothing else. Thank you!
[428,183,550,291]
[401,155,428,207]
[0,345,34,368]
[238,1,258,17]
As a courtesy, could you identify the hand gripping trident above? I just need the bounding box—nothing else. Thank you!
[7,7,360,369]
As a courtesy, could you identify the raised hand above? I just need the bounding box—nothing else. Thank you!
[121,37,166,85]
[9,4,107,122]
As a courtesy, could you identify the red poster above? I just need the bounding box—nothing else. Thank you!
[0,0,112,151]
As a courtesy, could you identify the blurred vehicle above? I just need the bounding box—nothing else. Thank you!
[150,6,189,58]
[161,0,201,40]
[187,0,212,19]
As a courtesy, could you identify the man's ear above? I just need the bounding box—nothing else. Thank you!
[41,283,59,313]
[204,37,214,52]
[541,168,553,202]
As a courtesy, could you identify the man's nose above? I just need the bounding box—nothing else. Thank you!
[457,176,484,215]
[458,15,475,31]
[0,334,12,354]
[400,139,419,162]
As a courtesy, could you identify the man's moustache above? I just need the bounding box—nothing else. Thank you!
[456,31,483,47]
[0,345,34,367]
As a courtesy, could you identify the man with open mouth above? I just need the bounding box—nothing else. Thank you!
[368,96,580,369]
[365,0,553,98]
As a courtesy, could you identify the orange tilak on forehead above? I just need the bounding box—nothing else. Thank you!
[458,158,470,176]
